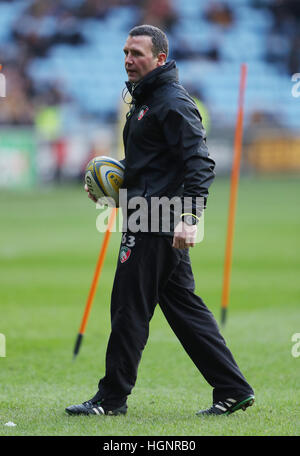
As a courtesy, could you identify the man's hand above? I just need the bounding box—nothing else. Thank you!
[84,184,97,203]
[172,221,197,249]
[84,184,114,208]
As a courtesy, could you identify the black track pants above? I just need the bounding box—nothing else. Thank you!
[97,233,254,408]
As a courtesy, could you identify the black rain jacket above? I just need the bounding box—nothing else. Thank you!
[121,60,215,235]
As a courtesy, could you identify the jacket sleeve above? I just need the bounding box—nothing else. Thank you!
[161,100,215,218]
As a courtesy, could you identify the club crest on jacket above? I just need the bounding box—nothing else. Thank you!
[138,106,149,120]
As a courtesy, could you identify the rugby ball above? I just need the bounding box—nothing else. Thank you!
[84,156,124,206]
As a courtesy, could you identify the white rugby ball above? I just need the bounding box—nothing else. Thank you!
[85,156,124,206]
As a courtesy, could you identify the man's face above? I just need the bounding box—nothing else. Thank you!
[123,35,166,83]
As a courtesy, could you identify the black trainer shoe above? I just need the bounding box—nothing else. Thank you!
[196,395,255,416]
[65,399,127,416]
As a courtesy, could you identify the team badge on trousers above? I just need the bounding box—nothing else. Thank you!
[120,246,131,263]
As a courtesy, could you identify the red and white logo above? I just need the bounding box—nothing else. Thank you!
[120,246,131,263]
[138,106,149,120]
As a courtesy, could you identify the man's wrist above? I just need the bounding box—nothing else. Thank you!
[181,213,200,226]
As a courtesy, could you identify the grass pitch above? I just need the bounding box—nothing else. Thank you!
[0,176,299,436]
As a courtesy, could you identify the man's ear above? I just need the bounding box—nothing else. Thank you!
[157,52,167,66]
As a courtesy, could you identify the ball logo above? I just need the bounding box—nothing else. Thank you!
[85,171,97,198]
[108,171,123,192]
[120,246,131,263]
[138,106,149,120]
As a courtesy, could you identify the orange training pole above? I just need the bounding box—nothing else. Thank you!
[73,207,118,359]
[221,63,248,326]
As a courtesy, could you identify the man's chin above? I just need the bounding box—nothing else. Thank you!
[127,73,140,83]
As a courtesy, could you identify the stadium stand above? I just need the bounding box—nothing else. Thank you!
[0,0,299,131]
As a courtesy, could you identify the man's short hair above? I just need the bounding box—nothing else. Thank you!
[129,24,169,59]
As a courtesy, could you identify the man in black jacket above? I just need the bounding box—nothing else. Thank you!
[66,25,254,417]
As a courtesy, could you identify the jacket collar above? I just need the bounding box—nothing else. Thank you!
[125,60,178,103]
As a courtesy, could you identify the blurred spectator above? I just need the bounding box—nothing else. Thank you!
[249,109,283,130]
[11,6,85,60]
[171,38,203,61]
[254,0,300,74]
[171,37,220,63]
[270,0,300,74]
[140,0,178,32]
[185,86,211,134]
[75,0,110,20]
[204,1,234,29]
[52,13,85,46]
[0,65,35,125]
[268,0,300,29]
[75,0,139,20]
[288,35,300,75]
[25,0,58,18]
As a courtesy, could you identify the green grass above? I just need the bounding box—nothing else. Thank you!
[0,176,299,436]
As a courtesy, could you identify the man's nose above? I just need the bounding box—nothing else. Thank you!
[125,53,133,65]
